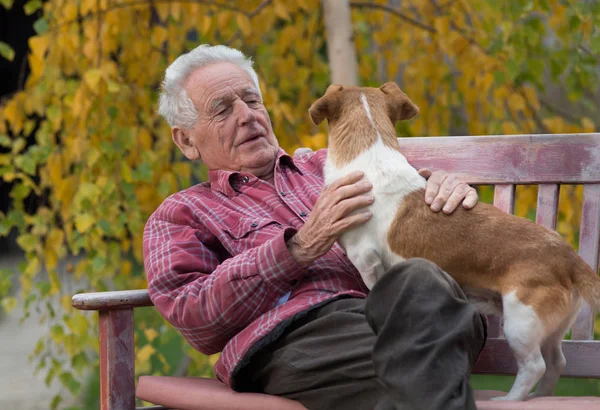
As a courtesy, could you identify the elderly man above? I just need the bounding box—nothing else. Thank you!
[144,44,486,410]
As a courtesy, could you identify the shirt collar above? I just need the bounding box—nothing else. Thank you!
[208,148,303,197]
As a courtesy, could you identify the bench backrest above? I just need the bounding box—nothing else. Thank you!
[399,133,600,377]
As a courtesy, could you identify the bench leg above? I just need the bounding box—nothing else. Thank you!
[99,308,135,410]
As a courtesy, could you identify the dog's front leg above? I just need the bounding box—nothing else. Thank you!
[346,246,386,290]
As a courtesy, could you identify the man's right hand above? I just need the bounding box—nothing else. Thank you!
[286,170,374,268]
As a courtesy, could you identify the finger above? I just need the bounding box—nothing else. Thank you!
[431,174,460,212]
[332,179,373,203]
[424,171,447,205]
[334,194,375,219]
[333,209,373,234]
[462,188,479,209]
[418,168,432,179]
[441,184,471,214]
[327,170,365,192]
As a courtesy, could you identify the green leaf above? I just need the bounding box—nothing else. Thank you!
[14,155,37,174]
[24,0,42,15]
[568,15,581,32]
[0,41,15,62]
[17,233,38,253]
[33,17,49,34]
[0,0,14,10]
[59,371,81,395]
[0,135,10,147]
[50,394,62,410]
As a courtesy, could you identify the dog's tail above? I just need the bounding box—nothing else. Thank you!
[574,257,600,311]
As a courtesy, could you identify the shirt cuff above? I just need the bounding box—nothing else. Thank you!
[256,227,305,294]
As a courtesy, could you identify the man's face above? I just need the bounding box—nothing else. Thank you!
[173,62,279,177]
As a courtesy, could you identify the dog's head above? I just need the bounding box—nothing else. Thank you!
[308,82,419,128]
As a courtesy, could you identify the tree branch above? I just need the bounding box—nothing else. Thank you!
[225,0,272,46]
[349,1,436,33]
[49,0,251,34]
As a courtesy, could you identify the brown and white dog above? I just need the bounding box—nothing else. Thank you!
[309,82,600,401]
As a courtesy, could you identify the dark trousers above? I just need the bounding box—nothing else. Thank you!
[239,258,487,410]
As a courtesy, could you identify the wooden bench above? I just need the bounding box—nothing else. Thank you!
[72,133,600,410]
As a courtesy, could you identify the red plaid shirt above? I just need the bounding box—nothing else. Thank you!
[143,148,369,387]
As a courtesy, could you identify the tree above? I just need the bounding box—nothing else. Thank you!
[322,0,359,85]
[0,0,598,407]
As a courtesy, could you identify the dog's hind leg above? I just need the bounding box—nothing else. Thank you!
[530,310,575,398]
[492,291,546,401]
[530,336,565,398]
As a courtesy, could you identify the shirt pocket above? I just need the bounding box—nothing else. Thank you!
[224,218,284,251]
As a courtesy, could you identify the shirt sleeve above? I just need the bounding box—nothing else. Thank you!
[143,198,306,355]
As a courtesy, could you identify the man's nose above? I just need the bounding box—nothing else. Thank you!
[236,101,257,126]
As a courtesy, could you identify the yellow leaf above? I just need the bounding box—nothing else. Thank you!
[274,0,290,21]
[502,121,519,135]
[75,214,95,233]
[434,16,450,37]
[1,297,17,313]
[236,14,252,36]
[137,344,156,363]
[217,11,232,28]
[208,353,220,366]
[151,26,168,47]
[144,328,159,343]
[49,270,61,295]
[83,69,103,91]
[508,93,526,112]
[200,14,212,36]
[65,313,89,336]
[582,117,595,132]
[121,260,132,276]
[522,86,540,111]
[29,35,50,59]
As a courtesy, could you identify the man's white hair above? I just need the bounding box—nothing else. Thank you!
[158,44,261,129]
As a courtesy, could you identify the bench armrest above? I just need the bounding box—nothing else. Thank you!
[72,289,153,311]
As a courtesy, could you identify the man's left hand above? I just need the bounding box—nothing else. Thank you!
[418,169,478,214]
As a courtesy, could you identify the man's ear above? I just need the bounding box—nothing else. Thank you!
[308,84,344,126]
[172,127,201,161]
[380,82,419,122]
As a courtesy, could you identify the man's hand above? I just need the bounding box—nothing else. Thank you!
[287,171,373,268]
[418,169,478,214]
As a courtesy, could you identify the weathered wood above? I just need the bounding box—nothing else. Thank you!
[399,133,600,184]
[100,309,135,410]
[572,184,600,341]
[72,289,153,311]
[536,184,560,230]
[473,338,600,378]
[493,184,516,215]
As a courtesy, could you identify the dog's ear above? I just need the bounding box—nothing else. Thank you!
[309,84,344,126]
[380,82,419,122]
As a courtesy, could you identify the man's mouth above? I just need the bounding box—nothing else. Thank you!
[240,132,265,145]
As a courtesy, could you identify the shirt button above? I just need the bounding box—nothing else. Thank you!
[300,212,307,217]
[280,191,286,197]
[242,176,249,183]
[250,222,258,228]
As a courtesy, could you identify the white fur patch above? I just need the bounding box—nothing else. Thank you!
[497,291,546,400]
[325,136,426,287]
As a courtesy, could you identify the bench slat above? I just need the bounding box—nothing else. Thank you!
[399,133,600,184]
[572,184,600,340]
[536,184,560,230]
[473,338,600,378]
[493,184,516,215]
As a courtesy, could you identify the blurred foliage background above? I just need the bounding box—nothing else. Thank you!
[0,0,599,407]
